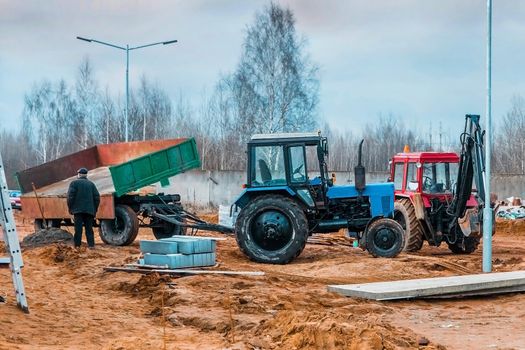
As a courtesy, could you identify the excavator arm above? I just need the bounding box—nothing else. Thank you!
[447,114,486,232]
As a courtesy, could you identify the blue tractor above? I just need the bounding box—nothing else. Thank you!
[233,132,405,264]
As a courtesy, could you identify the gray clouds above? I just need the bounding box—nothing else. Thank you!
[1,0,524,134]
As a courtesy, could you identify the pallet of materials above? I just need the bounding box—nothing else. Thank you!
[139,235,216,269]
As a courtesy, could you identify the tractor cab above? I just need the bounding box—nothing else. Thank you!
[390,152,461,205]
[244,132,330,208]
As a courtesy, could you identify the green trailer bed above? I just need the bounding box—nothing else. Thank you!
[109,138,201,197]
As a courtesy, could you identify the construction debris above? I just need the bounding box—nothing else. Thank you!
[328,270,525,300]
[497,206,525,220]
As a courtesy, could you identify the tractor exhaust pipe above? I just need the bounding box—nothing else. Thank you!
[355,139,366,192]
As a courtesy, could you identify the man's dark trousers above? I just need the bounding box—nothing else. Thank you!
[74,213,95,247]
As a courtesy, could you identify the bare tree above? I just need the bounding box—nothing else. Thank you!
[74,57,100,149]
[220,2,319,139]
[495,95,525,173]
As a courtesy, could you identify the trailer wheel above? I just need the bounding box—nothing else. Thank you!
[447,236,479,254]
[99,205,139,246]
[235,195,308,264]
[34,219,61,231]
[152,221,187,240]
[394,199,424,252]
[366,218,405,258]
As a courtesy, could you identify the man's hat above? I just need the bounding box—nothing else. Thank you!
[77,168,88,175]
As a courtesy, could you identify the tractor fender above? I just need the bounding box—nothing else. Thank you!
[234,187,297,209]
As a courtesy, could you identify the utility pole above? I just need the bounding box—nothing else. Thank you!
[77,37,177,142]
[483,0,493,273]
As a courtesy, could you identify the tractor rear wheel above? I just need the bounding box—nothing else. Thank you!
[394,198,424,252]
[447,235,479,254]
[235,195,308,264]
[365,218,405,258]
[99,205,139,246]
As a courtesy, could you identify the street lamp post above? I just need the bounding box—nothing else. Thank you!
[76,36,177,142]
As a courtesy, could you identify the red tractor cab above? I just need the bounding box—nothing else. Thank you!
[390,151,481,254]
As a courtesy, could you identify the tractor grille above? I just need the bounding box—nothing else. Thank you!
[381,196,391,214]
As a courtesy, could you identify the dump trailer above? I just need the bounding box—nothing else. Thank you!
[18,138,232,246]
[233,132,405,264]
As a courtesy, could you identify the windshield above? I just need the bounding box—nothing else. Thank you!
[422,162,458,194]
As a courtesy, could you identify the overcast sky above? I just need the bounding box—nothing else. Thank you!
[1,0,524,138]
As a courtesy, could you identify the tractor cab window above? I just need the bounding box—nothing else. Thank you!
[422,162,458,193]
[393,163,404,190]
[305,145,321,181]
[252,145,286,187]
[289,146,307,184]
[406,162,418,191]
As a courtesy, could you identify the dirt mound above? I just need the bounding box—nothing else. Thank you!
[116,272,172,297]
[37,243,102,265]
[496,218,525,236]
[249,310,441,350]
[22,228,73,247]
[50,243,81,263]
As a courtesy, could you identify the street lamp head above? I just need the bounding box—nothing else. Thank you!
[76,36,92,42]
[162,39,178,45]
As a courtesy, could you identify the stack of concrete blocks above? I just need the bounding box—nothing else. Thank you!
[140,235,216,268]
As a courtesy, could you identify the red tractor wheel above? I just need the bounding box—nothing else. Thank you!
[393,198,425,252]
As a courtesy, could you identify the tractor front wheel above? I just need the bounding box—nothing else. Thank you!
[235,195,308,264]
[366,218,405,258]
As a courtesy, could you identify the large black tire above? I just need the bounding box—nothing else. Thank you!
[366,218,405,258]
[99,205,139,246]
[34,219,61,231]
[447,235,480,254]
[235,195,308,264]
[394,199,425,252]
[152,220,187,240]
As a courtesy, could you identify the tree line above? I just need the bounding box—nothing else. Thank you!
[1,2,524,189]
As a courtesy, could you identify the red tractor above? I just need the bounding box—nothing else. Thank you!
[390,114,493,254]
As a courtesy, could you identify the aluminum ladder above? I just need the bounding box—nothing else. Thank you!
[0,153,29,313]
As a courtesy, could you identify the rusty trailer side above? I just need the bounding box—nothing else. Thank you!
[18,139,188,220]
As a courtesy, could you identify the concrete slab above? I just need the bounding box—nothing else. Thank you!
[328,271,525,300]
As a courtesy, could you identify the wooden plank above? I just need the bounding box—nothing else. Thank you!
[104,266,265,276]
[328,271,525,300]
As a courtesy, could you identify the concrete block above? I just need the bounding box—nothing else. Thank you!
[192,252,216,267]
[140,240,179,254]
[144,253,193,269]
[161,236,216,254]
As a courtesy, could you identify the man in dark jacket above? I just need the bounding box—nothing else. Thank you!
[67,168,100,248]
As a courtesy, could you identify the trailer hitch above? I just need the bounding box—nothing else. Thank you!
[152,212,234,234]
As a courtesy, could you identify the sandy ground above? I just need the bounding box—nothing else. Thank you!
[1,213,525,350]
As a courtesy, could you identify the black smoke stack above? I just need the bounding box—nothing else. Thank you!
[355,139,366,192]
